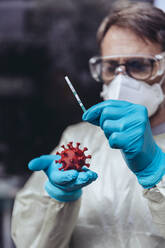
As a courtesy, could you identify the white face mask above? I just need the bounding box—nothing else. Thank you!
[100,74,165,117]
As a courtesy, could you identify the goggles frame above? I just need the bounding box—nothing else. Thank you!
[89,52,165,83]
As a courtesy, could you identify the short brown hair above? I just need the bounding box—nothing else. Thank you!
[97,2,165,51]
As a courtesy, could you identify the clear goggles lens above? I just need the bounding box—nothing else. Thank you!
[89,53,165,83]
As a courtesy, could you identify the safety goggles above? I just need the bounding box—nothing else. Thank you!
[89,53,165,83]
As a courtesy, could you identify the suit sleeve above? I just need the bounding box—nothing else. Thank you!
[11,127,81,248]
[143,175,165,238]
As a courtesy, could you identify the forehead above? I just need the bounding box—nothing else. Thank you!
[101,25,162,57]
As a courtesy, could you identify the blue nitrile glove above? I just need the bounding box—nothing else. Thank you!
[82,100,165,188]
[28,154,98,202]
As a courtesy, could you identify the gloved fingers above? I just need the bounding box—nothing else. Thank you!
[45,161,79,185]
[73,169,98,188]
[99,106,134,128]
[55,169,98,192]
[81,165,92,171]
[99,105,137,129]
[28,154,61,171]
[100,114,141,138]
[82,100,132,125]
[73,169,98,187]
[45,180,82,202]
[108,127,143,152]
[100,119,125,138]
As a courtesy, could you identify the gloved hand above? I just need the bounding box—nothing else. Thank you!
[28,154,98,202]
[82,100,165,188]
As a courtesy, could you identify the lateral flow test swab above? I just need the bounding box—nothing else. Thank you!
[65,76,86,113]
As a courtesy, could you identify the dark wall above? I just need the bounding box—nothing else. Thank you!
[0,0,110,175]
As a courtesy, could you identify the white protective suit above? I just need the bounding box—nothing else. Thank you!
[11,122,165,248]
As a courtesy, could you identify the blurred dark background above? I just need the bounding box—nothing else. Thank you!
[0,0,155,247]
[0,0,154,177]
[0,0,108,176]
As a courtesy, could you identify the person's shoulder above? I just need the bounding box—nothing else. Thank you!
[62,122,103,144]
[52,121,105,154]
[62,122,104,152]
[66,121,92,130]
[65,121,100,136]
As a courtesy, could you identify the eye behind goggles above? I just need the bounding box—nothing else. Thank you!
[89,53,165,83]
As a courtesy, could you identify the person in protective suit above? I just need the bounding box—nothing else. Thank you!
[11,2,165,248]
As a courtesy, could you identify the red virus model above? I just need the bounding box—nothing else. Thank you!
[56,142,91,171]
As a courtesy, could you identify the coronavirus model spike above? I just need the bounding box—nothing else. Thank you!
[55,142,92,171]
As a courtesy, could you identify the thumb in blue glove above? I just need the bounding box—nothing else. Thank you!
[83,100,165,188]
[28,154,98,202]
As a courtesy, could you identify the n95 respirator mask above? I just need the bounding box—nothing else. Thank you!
[100,74,164,117]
